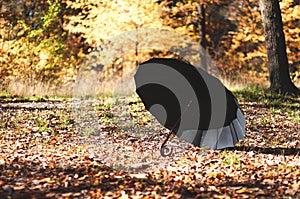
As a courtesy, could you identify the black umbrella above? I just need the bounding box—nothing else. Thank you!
[134,58,246,153]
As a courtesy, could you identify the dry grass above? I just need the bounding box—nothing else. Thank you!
[5,79,74,97]
[2,70,299,97]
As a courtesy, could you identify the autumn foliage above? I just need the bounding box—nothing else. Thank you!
[0,0,299,95]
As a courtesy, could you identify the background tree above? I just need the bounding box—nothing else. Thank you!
[63,0,168,79]
[0,0,81,95]
[260,0,300,95]
[1,0,299,95]
[158,0,299,85]
[157,0,235,73]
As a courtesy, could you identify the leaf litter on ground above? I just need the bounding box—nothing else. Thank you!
[0,91,299,198]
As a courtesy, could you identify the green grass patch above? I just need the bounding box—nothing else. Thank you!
[233,85,299,121]
[233,85,299,103]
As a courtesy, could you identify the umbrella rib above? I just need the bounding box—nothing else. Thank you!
[160,100,193,150]
[195,130,203,146]
[215,128,220,150]
[230,123,238,145]
[229,124,234,146]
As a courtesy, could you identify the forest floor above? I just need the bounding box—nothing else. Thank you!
[0,87,299,199]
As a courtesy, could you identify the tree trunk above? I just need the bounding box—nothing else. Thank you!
[197,3,207,71]
[259,0,299,95]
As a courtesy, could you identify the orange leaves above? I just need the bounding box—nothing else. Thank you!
[0,180,6,186]
[0,94,299,198]
[207,171,226,180]
[280,1,300,77]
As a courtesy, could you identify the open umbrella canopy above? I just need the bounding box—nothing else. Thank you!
[134,58,246,150]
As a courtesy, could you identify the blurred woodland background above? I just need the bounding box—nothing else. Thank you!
[0,0,299,96]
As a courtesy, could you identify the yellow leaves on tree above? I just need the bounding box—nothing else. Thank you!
[63,0,166,47]
[0,0,81,95]
[220,0,299,83]
[280,0,300,79]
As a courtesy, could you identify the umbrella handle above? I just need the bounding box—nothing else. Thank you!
[160,145,173,157]
[160,130,173,148]
[160,130,174,157]
[160,100,193,157]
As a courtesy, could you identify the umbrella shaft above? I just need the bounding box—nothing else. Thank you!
[160,100,193,150]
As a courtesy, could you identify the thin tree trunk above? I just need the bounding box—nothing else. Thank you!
[259,0,299,95]
[197,3,207,71]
